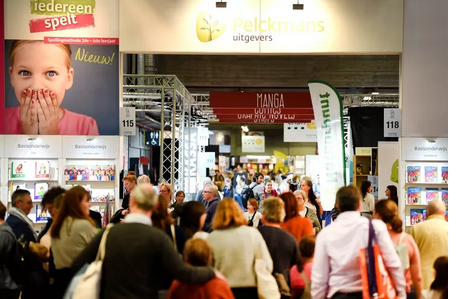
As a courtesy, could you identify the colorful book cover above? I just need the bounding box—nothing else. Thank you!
[424,166,438,183]
[34,183,49,200]
[445,210,448,222]
[36,205,51,222]
[425,188,439,203]
[407,166,421,183]
[35,161,50,179]
[407,187,421,204]
[441,166,448,183]
[11,161,26,179]
[65,165,115,181]
[410,209,426,225]
[441,188,448,206]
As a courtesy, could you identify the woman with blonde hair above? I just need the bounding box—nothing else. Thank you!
[294,189,321,234]
[207,199,273,298]
[50,186,97,299]
[159,182,174,206]
[374,199,422,299]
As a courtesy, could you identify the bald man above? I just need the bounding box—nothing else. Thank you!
[410,199,448,290]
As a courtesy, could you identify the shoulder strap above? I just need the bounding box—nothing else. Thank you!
[95,223,114,262]
[170,224,177,251]
[398,232,405,245]
[251,211,257,221]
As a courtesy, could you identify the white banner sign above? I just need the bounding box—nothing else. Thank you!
[384,108,401,137]
[198,127,209,146]
[308,81,346,210]
[242,136,265,153]
[184,128,198,194]
[120,107,136,136]
[402,138,448,161]
[62,136,119,159]
[120,0,403,54]
[283,122,317,142]
[4,135,62,158]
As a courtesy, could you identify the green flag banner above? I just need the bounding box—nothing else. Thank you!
[308,81,346,211]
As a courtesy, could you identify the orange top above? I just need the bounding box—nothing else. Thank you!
[281,216,314,242]
[168,277,235,299]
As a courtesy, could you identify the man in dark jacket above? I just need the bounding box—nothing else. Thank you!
[0,201,21,299]
[202,185,221,233]
[6,190,36,242]
[6,190,49,299]
[71,183,217,299]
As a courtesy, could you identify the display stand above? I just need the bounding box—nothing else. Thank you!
[62,136,120,227]
[400,138,448,230]
[2,135,62,231]
[0,135,121,233]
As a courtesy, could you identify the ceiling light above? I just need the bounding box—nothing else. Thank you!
[216,1,227,8]
[241,125,249,133]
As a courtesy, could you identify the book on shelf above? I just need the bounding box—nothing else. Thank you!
[35,161,50,179]
[445,209,448,222]
[407,166,421,183]
[424,166,438,183]
[11,160,27,179]
[407,187,421,205]
[441,188,448,206]
[34,183,49,200]
[410,209,426,225]
[441,166,448,183]
[425,188,439,203]
[36,205,50,222]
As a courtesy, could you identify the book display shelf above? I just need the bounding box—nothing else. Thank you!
[400,138,448,228]
[0,135,121,234]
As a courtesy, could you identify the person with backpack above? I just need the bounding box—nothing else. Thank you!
[290,236,316,299]
[0,201,22,299]
[374,199,422,299]
[239,176,253,210]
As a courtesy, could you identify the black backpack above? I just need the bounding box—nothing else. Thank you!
[241,186,255,209]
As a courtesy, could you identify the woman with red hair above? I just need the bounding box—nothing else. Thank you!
[279,192,314,242]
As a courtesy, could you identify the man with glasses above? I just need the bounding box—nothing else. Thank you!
[202,185,220,233]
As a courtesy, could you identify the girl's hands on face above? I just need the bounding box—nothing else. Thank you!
[19,89,38,134]
[37,88,59,134]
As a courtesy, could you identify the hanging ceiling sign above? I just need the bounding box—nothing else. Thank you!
[215,115,313,123]
[210,92,312,108]
[212,108,314,115]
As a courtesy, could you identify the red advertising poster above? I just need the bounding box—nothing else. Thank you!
[3,0,119,135]
[0,0,4,134]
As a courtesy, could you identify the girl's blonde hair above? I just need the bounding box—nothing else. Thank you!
[212,198,246,230]
[10,40,72,69]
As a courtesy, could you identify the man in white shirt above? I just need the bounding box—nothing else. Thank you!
[311,186,406,299]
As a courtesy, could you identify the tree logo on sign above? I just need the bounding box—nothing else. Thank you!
[196,11,226,42]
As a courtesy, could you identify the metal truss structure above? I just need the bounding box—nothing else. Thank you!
[123,74,399,191]
[123,75,197,191]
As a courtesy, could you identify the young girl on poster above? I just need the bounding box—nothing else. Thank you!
[5,40,99,135]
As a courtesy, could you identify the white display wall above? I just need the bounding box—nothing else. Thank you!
[0,135,121,229]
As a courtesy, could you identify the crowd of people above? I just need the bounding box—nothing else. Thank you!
[0,170,448,299]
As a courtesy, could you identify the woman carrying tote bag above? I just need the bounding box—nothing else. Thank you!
[207,199,279,299]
